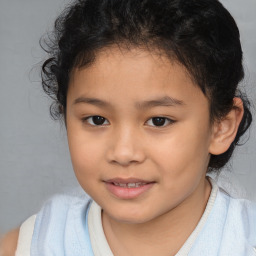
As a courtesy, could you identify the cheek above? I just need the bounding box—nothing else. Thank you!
[68,138,103,197]
[152,123,211,176]
[67,127,102,179]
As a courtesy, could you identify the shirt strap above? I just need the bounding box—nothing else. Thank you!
[88,201,114,256]
[176,177,218,255]
[15,215,36,256]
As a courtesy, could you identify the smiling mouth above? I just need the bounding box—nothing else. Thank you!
[112,182,148,188]
[104,178,155,199]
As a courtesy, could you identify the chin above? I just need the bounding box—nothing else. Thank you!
[104,207,156,225]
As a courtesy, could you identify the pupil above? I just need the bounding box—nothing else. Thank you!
[93,116,105,125]
[152,117,165,126]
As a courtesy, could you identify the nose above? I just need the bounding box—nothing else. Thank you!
[106,126,146,166]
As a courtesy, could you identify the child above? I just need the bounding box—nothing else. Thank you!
[1,0,255,255]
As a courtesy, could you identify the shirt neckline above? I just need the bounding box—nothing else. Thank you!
[88,177,218,256]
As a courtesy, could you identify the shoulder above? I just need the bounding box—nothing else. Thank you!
[0,188,92,256]
[35,187,92,229]
[0,228,20,256]
[30,188,93,254]
[190,186,256,255]
[217,188,256,243]
[229,194,256,227]
[218,188,256,219]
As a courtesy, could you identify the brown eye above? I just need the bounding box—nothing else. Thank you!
[152,117,166,126]
[83,116,109,126]
[146,117,174,127]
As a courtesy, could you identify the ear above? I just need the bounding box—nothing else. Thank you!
[209,97,244,155]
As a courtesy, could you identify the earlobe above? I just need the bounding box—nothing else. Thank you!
[209,97,244,155]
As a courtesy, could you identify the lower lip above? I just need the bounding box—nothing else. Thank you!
[105,182,155,199]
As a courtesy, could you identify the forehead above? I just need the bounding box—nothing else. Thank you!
[68,46,208,109]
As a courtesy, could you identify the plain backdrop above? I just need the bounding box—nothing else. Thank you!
[0,0,255,234]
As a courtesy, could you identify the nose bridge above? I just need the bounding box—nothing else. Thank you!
[107,123,145,165]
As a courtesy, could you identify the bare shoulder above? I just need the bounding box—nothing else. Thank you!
[0,228,20,256]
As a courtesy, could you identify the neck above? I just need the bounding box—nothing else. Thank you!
[102,177,211,256]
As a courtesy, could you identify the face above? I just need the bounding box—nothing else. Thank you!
[66,47,214,224]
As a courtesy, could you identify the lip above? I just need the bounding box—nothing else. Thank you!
[106,177,152,184]
[104,177,155,199]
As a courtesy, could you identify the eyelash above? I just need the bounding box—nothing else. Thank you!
[82,116,175,127]
[82,116,110,126]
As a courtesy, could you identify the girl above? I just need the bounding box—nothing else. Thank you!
[1,0,255,255]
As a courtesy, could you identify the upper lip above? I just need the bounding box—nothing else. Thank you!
[105,178,154,184]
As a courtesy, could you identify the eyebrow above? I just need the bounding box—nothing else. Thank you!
[73,96,185,109]
[135,96,185,109]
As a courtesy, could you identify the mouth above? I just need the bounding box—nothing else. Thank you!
[112,182,148,188]
[104,178,155,199]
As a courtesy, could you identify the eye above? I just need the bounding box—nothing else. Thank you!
[146,117,174,127]
[83,116,109,126]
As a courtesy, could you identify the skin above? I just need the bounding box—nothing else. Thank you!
[1,46,243,255]
[66,46,243,255]
[0,228,19,256]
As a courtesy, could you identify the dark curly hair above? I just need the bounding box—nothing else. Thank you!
[41,0,252,171]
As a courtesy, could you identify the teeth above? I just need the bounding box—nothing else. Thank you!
[128,183,136,188]
[113,182,147,188]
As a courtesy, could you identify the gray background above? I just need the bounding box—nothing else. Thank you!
[0,0,255,234]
